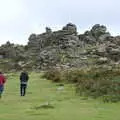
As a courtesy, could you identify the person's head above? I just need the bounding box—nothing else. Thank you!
[22,68,26,73]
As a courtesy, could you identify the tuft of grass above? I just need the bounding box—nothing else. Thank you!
[34,102,54,110]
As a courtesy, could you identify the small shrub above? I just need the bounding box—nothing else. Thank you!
[43,67,120,102]
[43,69,61,82]
[61,69,85,83]
[76,68,120,102]
[103,94,120,103]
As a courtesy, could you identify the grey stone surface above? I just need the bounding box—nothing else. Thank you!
[1,23,120,70]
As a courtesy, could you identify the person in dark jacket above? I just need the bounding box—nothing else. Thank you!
[20,70,29,96]
[0,72,6,99]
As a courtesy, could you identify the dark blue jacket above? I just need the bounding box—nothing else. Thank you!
[20,72,29,84]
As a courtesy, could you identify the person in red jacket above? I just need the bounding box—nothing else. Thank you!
[0,72,6,99]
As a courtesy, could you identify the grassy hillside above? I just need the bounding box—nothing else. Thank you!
[0,72,120,120]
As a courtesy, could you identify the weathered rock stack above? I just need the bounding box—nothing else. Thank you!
[1,23,120,71]
[79,24,110,45]
[27,23,80,69]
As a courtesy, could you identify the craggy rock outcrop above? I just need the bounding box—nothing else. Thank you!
[0,41,29,71]
[27,23,80,69]
[28,23,78,52]
[79,24,110,45]
[1,23,120,70]
[26,23,120,69]
[0,41,26,59]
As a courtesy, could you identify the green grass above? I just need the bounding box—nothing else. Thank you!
[0,72,120,120]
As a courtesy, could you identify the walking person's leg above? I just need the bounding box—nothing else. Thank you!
[20,84,24,96]
[0,93,1,99]
[23,84,27,96]
[20,84,22,96]
[0,85,4,99]
[0,91,2,98]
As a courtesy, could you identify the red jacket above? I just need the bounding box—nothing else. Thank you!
[0,74,6,85]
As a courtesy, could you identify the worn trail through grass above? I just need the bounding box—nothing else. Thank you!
[0,72,120,120]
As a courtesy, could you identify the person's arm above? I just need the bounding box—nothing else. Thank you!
[3,75,6,84]
[26,73,29,81]
[20,73,22,81]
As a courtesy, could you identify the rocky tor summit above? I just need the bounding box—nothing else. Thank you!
[0,23,120,71]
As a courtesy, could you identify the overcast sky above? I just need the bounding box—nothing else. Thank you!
[0,0,120,45]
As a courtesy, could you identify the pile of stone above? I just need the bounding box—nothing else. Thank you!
[27,23,120,69]
[27,23,80,69]
[79,24,110,45]
[1,23,120,70]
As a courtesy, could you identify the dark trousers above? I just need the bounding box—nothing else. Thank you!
[0,85,4,98]
[20,84,27,96]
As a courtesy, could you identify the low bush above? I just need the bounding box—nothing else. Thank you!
[43,67,120,102]
[76,69,120,102]
[42,69,61,82]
